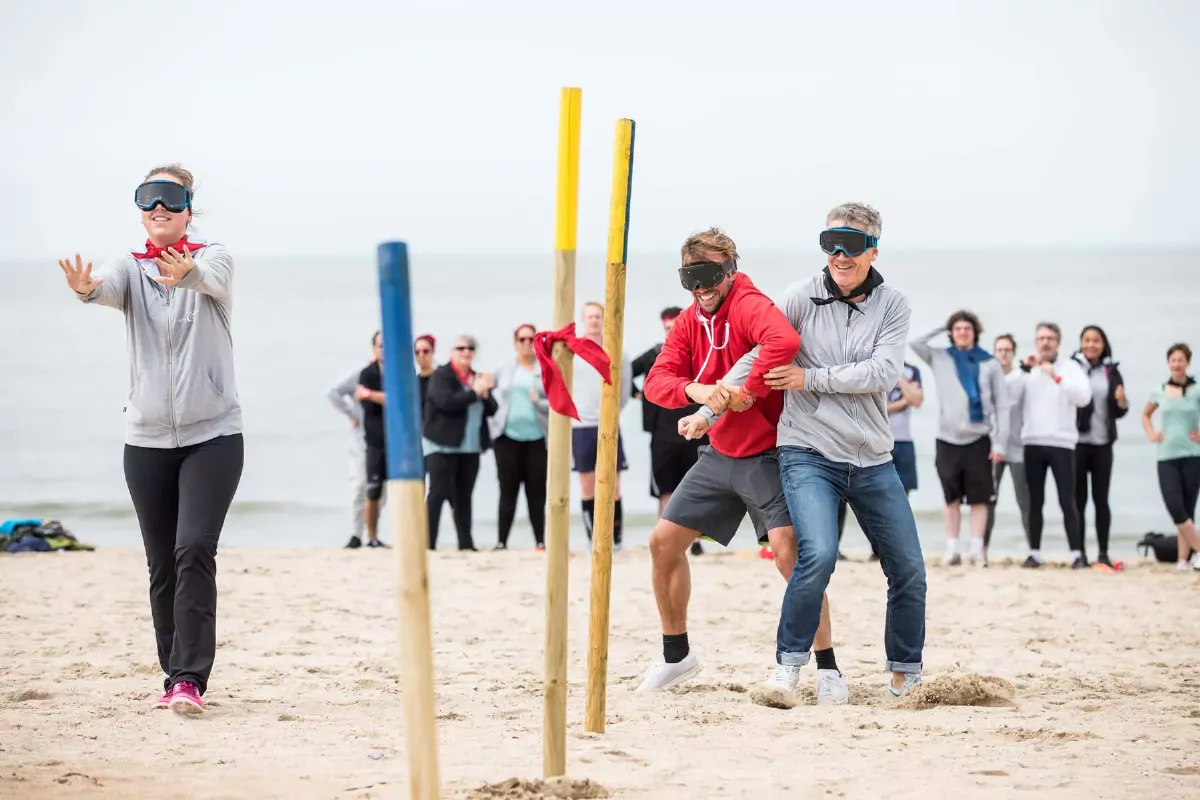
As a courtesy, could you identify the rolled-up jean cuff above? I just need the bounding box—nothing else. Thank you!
[885,661,922,674]
[778,651,811,667]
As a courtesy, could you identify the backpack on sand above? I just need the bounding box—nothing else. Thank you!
[1137,531,1194,563]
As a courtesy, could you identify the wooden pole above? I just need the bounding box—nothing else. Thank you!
[584,118,636,734]
[544,86,581,779]
[377,241,441,800]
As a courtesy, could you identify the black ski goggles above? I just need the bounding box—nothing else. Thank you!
[679,259,734,292]
[134,180,192,213]
[819,227,878,257]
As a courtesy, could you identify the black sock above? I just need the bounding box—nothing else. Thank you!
[582,499,595,540]
[814,647,839,673]
[663,632,689,664]
[613,499,623,545]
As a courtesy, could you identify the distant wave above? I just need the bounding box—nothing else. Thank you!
[0,499,339,520]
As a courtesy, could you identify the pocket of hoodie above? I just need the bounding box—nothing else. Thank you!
[125,373,170,427]
[781,391,821,428]
[175,368,233,426]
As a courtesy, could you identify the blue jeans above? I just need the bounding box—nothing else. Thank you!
[776,446,927,673]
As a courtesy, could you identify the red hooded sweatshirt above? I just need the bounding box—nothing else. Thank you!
[643,272,800,458]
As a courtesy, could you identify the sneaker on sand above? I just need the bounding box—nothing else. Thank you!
[887,673,922,698]
[635,652,701,692]
[152,690,171,710]
[816,669,849,705]
[749,664,802,709]
[167,682,205,715]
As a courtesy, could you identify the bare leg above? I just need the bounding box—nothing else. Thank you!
[649,519,697,634]
[1179,520,1200,555]
[943,503,961,550]
[658,493,671,519]
[364,498,380,544]
[968,504,989,558]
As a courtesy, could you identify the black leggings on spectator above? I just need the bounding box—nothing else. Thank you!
[493,435,547,546]
[427,452,481,550]
[1024,444,1081,552]
[1074,442,1114,557]
[124,433,244,696]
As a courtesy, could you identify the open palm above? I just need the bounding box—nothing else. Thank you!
[58,254,102,295]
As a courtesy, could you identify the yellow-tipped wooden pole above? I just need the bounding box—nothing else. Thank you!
[584,118,636,734]
[544,86,581,779]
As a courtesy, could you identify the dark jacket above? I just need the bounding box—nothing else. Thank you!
[423,363,498,452]
[631,343,704,442]
[1072,354,1128,444]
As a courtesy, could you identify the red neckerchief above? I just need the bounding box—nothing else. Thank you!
[132,235,206,261]
[451,361,473,387]
[533,323,612,421]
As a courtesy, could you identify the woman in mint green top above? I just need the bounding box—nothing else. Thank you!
[1141,342,1200,569]
[487,324,551,550]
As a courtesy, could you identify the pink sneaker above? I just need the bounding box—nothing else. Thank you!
[152,690,171,710]
[167,682,204,715]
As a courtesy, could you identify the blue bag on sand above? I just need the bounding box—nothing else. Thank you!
[0,518,44,535]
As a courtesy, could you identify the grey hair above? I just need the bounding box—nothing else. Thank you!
[456,334,478,349]
[826,202,882,239]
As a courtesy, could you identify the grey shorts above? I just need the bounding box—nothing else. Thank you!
[661,446,792,547]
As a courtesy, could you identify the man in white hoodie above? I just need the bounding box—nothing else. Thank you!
[1008,322,1092,568]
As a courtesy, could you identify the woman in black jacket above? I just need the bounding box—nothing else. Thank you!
[1072,325,1129,566]
[423,334,497,550]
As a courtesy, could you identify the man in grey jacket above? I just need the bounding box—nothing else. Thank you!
[328,364,371,549]
[910,311,1009,567]
[697,202,927,703]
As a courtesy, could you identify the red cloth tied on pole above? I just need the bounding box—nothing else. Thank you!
[534,323,612,421]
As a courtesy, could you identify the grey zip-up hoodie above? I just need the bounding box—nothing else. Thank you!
[909,326,1010,456]
[328,368,366,426]
[488,358,551,440]
[77,233,242,448]
[712,272,911,467]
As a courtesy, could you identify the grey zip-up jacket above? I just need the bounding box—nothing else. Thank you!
[710,272,911,467]
[77,236,241,448]
[487,359,551,440]
[909,326,1010,456]
[328,368,366,426]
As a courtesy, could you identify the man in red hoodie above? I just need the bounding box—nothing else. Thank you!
[636,228,847,705]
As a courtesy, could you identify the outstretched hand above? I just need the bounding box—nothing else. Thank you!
[59,254,102,295]
[152,247,196,288]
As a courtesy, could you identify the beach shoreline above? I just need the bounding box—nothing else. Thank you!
[3,547,1198,799]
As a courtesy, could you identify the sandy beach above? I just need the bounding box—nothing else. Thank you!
[3,544,1199,800]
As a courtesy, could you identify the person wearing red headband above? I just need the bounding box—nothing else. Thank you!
[59,164,242,715]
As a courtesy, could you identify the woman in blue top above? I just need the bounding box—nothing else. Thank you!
[423,334,497,550]
[1141,342,1200,570]
[488,324,551,550]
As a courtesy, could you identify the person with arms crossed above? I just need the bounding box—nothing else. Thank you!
[356,331,390,548]
[703,203,927,703]
[638,227,847,705]
[909,310,1009,566]
[631,306,707,556]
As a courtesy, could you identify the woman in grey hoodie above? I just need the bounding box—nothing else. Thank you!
[59,164,242,716]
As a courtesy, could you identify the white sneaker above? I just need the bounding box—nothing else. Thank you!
[816,669,849,705]
[635,651,701,692]
[887,673,922,698]
[749,664,802,709]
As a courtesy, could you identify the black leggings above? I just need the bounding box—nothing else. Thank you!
[123,433,244,696]
[1024,444,1080,552]
[494,436,547,546]
[1157,456,1200,525]
[427,452,481,550]
[1074,443,1114,556]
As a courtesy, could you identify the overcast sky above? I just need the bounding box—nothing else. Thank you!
[1,0,1196,259]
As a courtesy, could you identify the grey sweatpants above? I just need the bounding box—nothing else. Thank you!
[349,431,367,539]
[984,460,1030,549]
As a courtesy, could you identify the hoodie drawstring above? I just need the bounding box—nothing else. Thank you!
[693,308,730,383]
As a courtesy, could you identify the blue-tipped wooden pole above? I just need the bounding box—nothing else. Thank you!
[378,241,441,800]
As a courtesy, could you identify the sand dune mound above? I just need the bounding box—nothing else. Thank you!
[468,777,611,799]
[895,674,1016,709]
